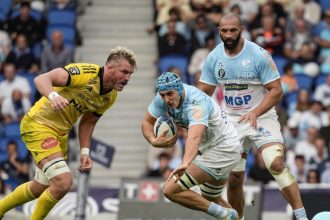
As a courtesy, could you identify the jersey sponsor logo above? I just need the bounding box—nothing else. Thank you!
[81,65,97,74]
[41,137,58,149]
[217,62,225,78]
[67,66,80,75]
[256,127,271,138]
[224,84,248,91]
[224,95,252,106]
[69,99,89,113]
[236,72,258,80]
[242,59,250,67]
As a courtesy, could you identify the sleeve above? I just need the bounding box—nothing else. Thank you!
[200,52,218,86]
[257,49,281,85]
[64,63,99,88]
[147,94,167,118]
[94,91,118,116]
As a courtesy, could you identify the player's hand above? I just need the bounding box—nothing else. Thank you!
[78,155,93,172]
[238,111,257,130]
[50,95,69,112]
[151,129,177,148]
[167,164,188,184]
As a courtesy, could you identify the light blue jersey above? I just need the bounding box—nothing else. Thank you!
[200,39,280,119]
[148,84,239,153]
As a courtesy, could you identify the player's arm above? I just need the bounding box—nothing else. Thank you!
[167,124,205,181]
[78,112,99,172]
[252,79,283,117]
[239,79,283,129]
[198,82,217,97]
[141,112,177,148]
[34,68,70,111]
[183,124,205,166]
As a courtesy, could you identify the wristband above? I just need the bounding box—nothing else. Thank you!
[80,148,90,156]
[48,91,60,101]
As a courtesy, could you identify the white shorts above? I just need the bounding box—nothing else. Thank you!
[193,140,241,180]
[233,115,284,154]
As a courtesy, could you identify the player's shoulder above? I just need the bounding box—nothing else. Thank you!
[244,40,270,58]
[64,63,101,75]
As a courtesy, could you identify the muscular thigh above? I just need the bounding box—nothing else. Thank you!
[21,116,68,164]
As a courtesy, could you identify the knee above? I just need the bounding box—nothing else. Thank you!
[269,157,285,173]
[162,183,175,201]
[52,173,73,193]
[228,172,244,189]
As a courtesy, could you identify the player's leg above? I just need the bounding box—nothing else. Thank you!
[29,152,72,220]
[163,163,238,220]
[0,178,48,218]
[227,153,247,219]
[260,143,308,220]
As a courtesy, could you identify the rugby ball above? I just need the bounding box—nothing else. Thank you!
[154,115,177,137]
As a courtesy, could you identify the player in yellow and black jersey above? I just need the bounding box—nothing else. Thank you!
[0,47,138,220]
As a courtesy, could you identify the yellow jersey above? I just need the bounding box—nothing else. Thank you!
[27,63,117,133]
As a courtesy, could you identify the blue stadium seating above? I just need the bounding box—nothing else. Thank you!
[3,122,21,139]
[314,74,328,87]
[10,8,42,21]
[0,138,28,162]
[295,74,313,91]
[48,9,76,27]
[0,0,12,19]
[273,55,288,75]
[158,55,190,83]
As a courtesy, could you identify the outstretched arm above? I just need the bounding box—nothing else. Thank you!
[78,113,99,172]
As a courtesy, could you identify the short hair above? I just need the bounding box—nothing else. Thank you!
[106,46,138,70]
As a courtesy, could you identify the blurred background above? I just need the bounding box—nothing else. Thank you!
[0,0,330,219]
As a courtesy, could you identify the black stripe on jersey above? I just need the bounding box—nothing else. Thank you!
[93,112,102,118]
[82,71,97,74]
[99,67,108,95]
[62,67,71,86]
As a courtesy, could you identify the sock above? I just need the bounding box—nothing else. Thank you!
[207,202,227,218]
[29,188,59,220]
[294,207,308,220]
[0,182,36,217]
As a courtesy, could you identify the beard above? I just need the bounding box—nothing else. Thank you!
[221,31,241,51]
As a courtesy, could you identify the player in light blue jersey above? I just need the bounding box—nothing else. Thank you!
[199,13,308,220]
[142,72,241,220]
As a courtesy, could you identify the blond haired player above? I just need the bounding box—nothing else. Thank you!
[0,47,137,220]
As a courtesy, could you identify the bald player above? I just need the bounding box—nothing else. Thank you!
[199,13,308,220]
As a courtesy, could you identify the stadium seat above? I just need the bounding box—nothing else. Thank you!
[0,0,12,19]
[48,10,76,27]
[314,74,328,87]
[273,55,288,75]
[10,8,42,21]
[158,55,190,83]
[295,74,313,91]
[319,0,330,12]
[3,122,21,139]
